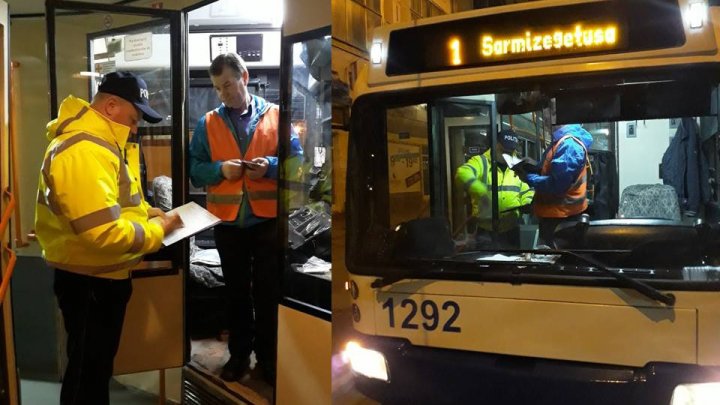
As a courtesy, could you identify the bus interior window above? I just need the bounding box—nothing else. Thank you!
[387,104,431,227]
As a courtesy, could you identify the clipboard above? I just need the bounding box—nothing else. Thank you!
[161,201,222,246]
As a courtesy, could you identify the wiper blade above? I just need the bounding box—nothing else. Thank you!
[372,251,676,306]
[555,249,676,306]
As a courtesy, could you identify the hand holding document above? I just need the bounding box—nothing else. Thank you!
[503,153,539,174]
[161,202,221,246]
[502,153,523,168]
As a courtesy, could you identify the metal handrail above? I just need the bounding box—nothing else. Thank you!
[0,189,15,237]
[0,60,23,305]
[10,61,27,247]
[0,244,17,304]
[0,189,17,304]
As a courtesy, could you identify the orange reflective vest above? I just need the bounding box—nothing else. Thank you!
[533,135,589,218]
[205,106,279,221]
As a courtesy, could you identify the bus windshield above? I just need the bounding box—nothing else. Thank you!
[346,68,720,285]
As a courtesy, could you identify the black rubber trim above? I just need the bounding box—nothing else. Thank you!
[280,297,332,322]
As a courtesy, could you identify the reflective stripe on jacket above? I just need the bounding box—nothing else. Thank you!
[455,149,534,232]
[533,135,589,218]
[205,105,279,221]
[35,95,164,279]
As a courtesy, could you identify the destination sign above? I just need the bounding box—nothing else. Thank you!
[480,24,618,58]
[386,0,685,76]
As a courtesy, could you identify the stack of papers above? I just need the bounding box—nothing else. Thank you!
[477,253,519,262]
[191,248,221,266]
[476,253,560,264]
[300,256,332,274]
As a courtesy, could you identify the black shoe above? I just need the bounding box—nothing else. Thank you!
[220,356,250,382]
[259,365,276,387]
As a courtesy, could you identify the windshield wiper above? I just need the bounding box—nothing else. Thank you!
[554,249,676,306]
[371,250,676,306]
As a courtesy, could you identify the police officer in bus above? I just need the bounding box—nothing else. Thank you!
[455,129,534,247]
[518,124,593,247]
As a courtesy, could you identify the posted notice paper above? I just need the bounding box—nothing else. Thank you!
[161,201,221,246]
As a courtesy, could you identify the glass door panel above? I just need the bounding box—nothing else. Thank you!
[281,32,332,312]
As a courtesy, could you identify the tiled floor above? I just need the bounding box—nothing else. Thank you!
[20,379,168,405]
[20,339,272,405]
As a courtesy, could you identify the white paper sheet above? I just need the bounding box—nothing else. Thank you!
[476,253,560,264]
[477,253,520,262]
[300,256,332,274]
[162,201,222,246]
[191,248,221,266]
[502,153,523,168]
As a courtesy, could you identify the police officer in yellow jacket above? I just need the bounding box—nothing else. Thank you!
[35,72,183,405]
[455,129,534,246]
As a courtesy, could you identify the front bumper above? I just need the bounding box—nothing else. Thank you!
[350,333,720,405]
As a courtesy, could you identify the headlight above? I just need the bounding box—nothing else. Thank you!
[341,341,389,382]
[671,382,720,404]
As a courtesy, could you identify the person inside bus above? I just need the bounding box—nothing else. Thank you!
[516,124,593,247]
[189,52,302,385]
[455,129,534,247]
[34,71,184,405]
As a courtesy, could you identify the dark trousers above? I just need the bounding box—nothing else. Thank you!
[214,219,280,374]
[54,269,132,405]
[538,214,582,248]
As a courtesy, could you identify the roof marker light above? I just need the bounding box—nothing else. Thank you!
[371,42,382,64]
[688,1,707,29]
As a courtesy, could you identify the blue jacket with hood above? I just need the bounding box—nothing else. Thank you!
[526,124,593,195]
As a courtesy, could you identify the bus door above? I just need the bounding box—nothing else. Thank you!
[276,0,331,402]
[436,99,496,238]
[45,0,188,385]
[433,95,544,249]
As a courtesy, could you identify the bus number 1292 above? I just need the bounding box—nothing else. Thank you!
[382,297,461,333]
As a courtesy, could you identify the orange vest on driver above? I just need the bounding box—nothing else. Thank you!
[533,135,589,218]
[205,106,279,221]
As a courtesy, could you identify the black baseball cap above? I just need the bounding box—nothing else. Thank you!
[498,129,519,150]
[98,71,163,124]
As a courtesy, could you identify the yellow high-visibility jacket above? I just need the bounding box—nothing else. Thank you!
[455,149,534,232]
[35,96,165,279]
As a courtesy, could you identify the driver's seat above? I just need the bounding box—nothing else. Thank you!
[618,184,681,221]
